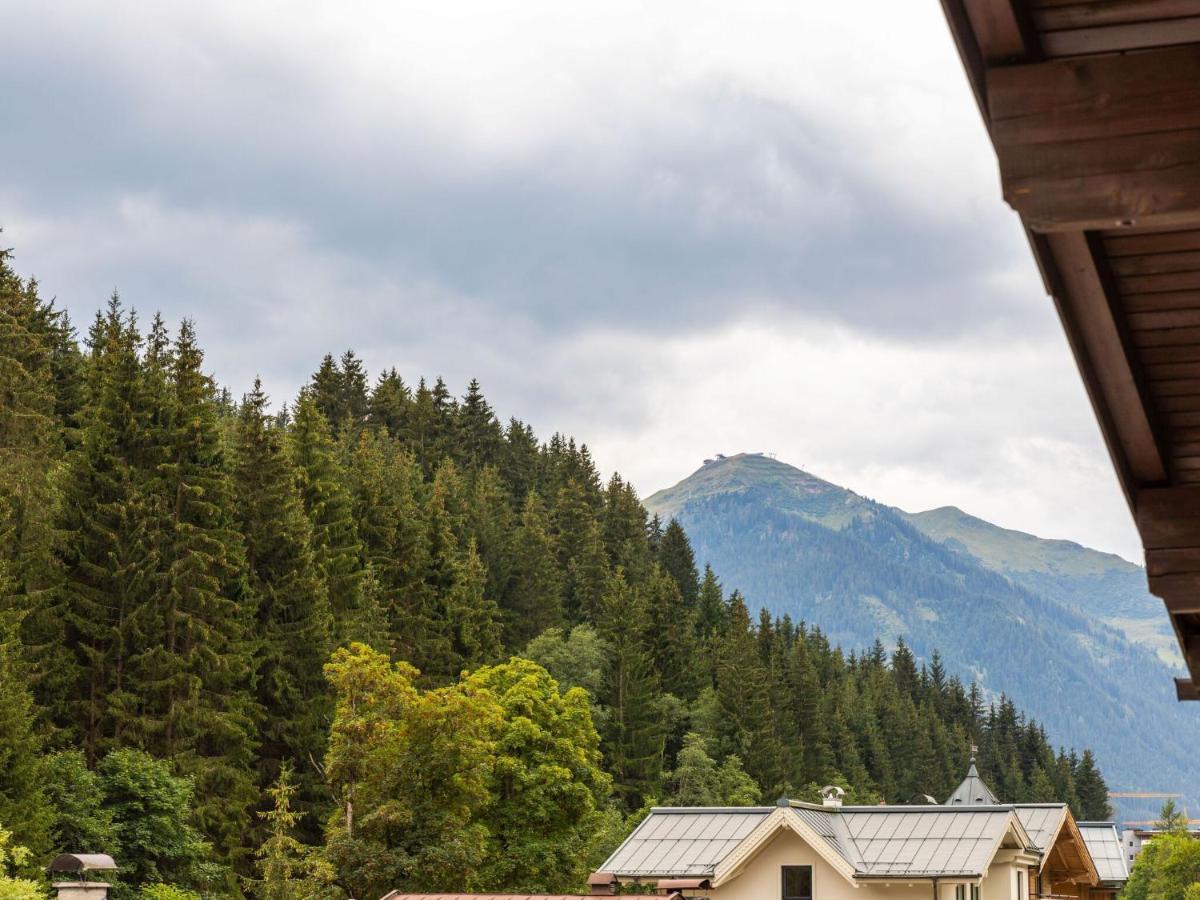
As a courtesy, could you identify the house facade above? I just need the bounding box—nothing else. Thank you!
[597,767,1128,900]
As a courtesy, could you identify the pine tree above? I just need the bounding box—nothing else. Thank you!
[232,379,332,819]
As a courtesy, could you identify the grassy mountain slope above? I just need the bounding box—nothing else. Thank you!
[645,453,1199,804]
[898,506,1178,664]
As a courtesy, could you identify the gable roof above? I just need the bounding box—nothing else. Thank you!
[1015,805,1067,856]
[601,803,1035,882]
[600,807,773,877]
[946,760,1000,806]
[1078,823,1130,885]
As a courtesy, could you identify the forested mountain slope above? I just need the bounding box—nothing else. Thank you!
[0,249,1116,897]
[899,505,1178,664]
[646,453,1199,806]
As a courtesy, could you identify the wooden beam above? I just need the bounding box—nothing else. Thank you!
[1176,678,1200,701]
[988,46,1200,230]
[1135,485,1200,547]
[1046,233,1169,489]
[1148,572,1200,613]
[963,0,1039,63]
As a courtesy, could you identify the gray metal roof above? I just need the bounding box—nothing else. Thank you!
[601,805,1027,880]
[1014,805,1066,852]
[945,760,1000,806]
[841,808,1018,877]
[1078,823,1130,884]
[600,808,773,876]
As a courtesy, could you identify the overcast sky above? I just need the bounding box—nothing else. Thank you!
[0,0,1143,562]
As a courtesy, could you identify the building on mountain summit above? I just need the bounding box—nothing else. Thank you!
[595,763,1128,900]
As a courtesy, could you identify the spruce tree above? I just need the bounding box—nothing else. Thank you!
[232,379,332,818]
[1074,749,1112,820]
[503,492,563,649]
[50,298,158,755]
[595,571,665,810]
[713,597,781,798]
[0,579,51,857]
[144,320,258,868]
[457,379,503,472]
[288,390,366,645]
[657,519,700,607]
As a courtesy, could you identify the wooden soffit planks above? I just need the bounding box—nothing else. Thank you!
[988,45,1200,231]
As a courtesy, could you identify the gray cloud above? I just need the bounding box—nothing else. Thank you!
[0,1,1139,558]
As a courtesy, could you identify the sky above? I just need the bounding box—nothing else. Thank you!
[0,0,1143,562]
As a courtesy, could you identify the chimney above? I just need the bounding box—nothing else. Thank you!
[588,872,618,895]
[48,854,117,900]
[819,785,845,809]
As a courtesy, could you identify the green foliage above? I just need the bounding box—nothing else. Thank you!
[664,733,758,807]
[0,248,1114,891]
[522,625,611,700]
[137,885,200,900]
[0,824,46,900]
[1158,800,1191,835]
[232,378,331,814]
[465,659,612,891]
[322,644,497,899]
[0,608,50,859]
[250,764,335,900]
[97,749,211,895]
[43,751,118,857]
[1124,831,1200,900]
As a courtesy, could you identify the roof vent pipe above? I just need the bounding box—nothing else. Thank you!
[820,785,845,809]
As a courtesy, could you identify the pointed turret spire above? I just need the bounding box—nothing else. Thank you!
[944,754,999,806]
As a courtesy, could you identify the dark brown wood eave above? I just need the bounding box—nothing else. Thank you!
[938,0,1200,696]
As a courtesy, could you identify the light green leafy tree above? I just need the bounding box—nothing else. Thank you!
[1124,831,1200,900]
[0,824,45,900]
[465,658,612,891]
[664,733,760,807]
[322,644,498,899]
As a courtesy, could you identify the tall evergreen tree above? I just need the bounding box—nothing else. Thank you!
[595,571,665,810]
[143,320,258,868]
[288,390,366,645]
[232,379,332,818]
[503,492,563,649]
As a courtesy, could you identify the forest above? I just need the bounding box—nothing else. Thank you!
[0,247,1110,899]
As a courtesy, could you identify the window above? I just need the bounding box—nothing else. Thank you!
[1015,868,1027,900]
[955,884,980,900]
[782,866,813,900]
[973,885,981,900]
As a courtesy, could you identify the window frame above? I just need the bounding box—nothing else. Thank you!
[781,865,814,900]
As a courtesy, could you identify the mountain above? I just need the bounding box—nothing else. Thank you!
[645,452,1199,807]
[898,505,1180,665]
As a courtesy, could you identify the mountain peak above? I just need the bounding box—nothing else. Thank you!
[644,453,864,528]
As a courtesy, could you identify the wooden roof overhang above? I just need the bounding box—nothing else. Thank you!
[1041,811,1100,889]
[938,0,1200,697]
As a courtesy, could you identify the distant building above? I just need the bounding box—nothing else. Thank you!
[595,763,1128,900]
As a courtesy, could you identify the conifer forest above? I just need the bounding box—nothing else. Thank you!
[0,248,1111,899]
